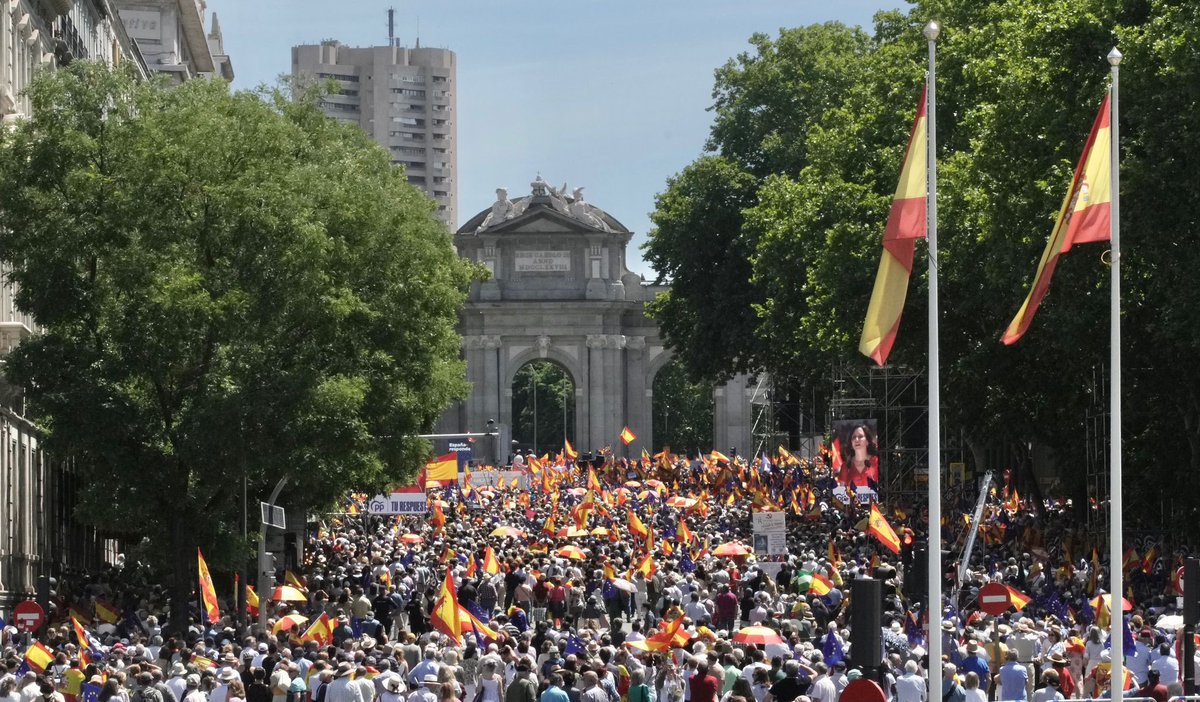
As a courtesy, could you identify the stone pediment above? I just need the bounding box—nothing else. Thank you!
[457,176,630,237]
[484,202,612,235]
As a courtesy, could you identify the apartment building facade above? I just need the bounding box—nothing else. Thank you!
[292,41,458,229]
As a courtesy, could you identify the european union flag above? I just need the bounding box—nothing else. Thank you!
[679,554,696,573]
[822,629,844,666]
[401,549,415,568]
[563,633,587,656]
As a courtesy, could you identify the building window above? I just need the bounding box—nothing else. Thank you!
[432,119,448,126]
[431,75,448,83]
[394,116,424,127]
[392,132,424,141]
[394,73,425,83]
[432,176,448,184]
[407,175,424,185]
[392,88,425,98]
[317,72,359,82]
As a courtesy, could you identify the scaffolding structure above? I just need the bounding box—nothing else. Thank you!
[826,361,937,492]
[750,375,822,459]
[1084,365,1110,545]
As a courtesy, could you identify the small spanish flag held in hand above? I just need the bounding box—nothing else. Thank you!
[620,426,637,446]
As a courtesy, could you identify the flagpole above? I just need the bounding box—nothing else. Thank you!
[923,20,942,702]
[1107,45,1124,700]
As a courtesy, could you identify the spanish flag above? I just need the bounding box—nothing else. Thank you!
[635,553,656,579]
[94,599,119,625]
[564,438,578,460]
[867,502,901,554]
[425,452,459,484]
[678,519,694,545]
[1002,94,1113,344]
[300,612,334,646]
[482,547,501,575]
[1005,585,1031,611]
[285,570,307,591]
[197,548,221,624]
[430,567,463,645]
[860,87,928,365]
[246,585,260,616]
[628,510,649,540]
[620,426,637,446]
[22,641,54,674]
[810,573,834,597]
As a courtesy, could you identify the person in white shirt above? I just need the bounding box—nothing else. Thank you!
[1149,642,1180,687]
[270,664,292,702]
[182,676,206,702]
[210,669,239,702]
[325,665,364,702]
[894,661,926,702]
[808,663,836,702]
[962,672,987,702]
[164,665,188,702]
[405,677,439,702]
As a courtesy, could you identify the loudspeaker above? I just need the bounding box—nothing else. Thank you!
[910,544,928,607]
[851,577,883,674]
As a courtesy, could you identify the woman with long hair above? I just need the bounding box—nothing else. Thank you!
[836,423,880,489]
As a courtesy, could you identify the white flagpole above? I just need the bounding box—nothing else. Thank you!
[924,20,942,701]
[1107,45,1124,700]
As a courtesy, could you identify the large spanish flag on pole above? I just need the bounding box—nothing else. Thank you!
[1002,95,1112,344]
[197,548,220,624]
[860,87,928,365]
[430,566,463,645]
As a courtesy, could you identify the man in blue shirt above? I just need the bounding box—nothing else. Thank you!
[960,642,991,692]
[540,674,570,702]
[995,650,1029,701]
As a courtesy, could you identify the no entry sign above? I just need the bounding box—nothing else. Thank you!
[13,600,45,632]
[979,582,1012,616]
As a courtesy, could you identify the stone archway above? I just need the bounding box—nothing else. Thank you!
[440,177,759,461]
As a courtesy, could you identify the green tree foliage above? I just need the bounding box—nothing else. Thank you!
[651,361,714,454]
[646,0,1200,521]
[0,63,475,625]
[642,23,874,383]
[511,361,575,457]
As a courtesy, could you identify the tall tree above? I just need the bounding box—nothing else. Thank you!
[642,23,875,383]
[0,63,475,629]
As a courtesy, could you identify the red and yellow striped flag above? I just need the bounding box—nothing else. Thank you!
[197,548,220,624]
[1002,94,1112,344]
[482,546,501,575]
[860,87,928,365]
[430,567,463,646]
[564,438,578,460]
[867,502,902,554]
[619,426,637,446]
[94,599,119,624]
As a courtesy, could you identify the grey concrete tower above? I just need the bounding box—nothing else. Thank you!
[292,39,457,229]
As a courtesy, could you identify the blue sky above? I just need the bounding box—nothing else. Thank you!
[206,0,906,277]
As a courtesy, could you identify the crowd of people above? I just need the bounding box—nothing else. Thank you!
[0,451,1193,702]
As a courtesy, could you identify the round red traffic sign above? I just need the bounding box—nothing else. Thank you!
[840,679,886,702]
[13,600,45,632]
[979,582,1012,616]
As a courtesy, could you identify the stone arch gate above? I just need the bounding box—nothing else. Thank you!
[438,178,761,464]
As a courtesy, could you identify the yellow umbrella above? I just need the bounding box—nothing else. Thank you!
[271,586,307,602]
[490,526,525,538]
[272,613,308,635]
[713,541,752,557]
[556,545,587,560]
